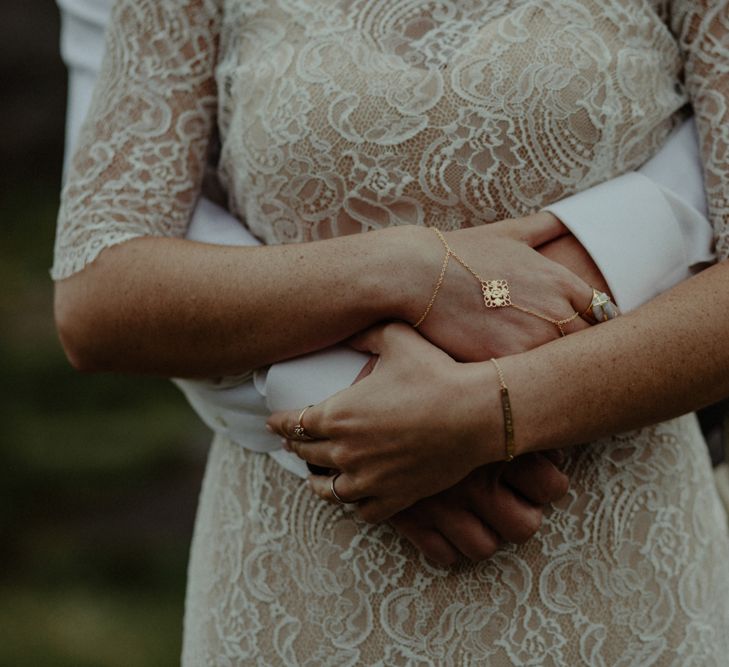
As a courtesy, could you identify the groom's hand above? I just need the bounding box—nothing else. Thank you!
[389,453,569,565]
[537,229,612,297]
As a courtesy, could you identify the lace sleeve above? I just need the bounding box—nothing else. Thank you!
[670,1,729,261]
[51,0,222,280]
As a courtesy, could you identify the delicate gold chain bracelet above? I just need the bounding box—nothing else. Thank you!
[414,227,579,335]
[490,358,516,462]
[413,241,451,328]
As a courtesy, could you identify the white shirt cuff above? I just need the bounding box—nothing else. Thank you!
[544,172,709,312]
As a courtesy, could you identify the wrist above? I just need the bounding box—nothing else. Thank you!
[375,225,443,323]
[457,361,507,466]
[462,357,538,465]
[492,350,579,457]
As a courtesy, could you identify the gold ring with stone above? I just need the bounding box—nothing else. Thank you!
[581,288,620,324]
[292,405,314,440]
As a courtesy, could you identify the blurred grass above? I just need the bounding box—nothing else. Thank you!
[0,182,209,666]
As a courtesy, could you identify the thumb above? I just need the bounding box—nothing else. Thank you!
[348,322,413,356]
[348,324,388,356]
[502,211,568,248]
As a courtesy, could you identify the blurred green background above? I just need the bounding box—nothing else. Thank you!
[0,2,209,665]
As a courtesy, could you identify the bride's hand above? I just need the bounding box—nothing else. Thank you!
[342,350,570,557]
[302,341,570,558]
[267,322,507,523]
[407,212,595,361]
[390,453,569,565]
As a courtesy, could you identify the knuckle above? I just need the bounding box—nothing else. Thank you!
[536,471,570,504]
[420,534,457,566]
[511,508,543,544]
[320,402,354,435]
[329,445,351,470]
[353,467,380,493]
[529,484,554,506]
[559,271,576,294]
[316,402,336,430]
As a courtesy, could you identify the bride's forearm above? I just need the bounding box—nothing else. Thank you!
[54,226,432,377]
[268,260,727,520]
[53,212,597,378]
[489,260,729,457]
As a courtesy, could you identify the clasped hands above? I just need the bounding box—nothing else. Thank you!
[268,213,608,565]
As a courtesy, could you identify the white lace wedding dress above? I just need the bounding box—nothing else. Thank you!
[53,0,729,664]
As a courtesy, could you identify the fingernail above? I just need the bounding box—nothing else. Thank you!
[265,424,273,433]
[281,438,291,452]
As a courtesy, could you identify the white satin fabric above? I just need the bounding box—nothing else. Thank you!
[175,344,367,479]
[546,118,714,311]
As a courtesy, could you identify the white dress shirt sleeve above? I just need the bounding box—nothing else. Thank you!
[544,119,714,312]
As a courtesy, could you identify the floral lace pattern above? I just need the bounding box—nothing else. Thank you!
[53,0,729,280]
[52,0,222,279]
[184,417,729,666]
[671,1,729,259]
[53,0,729,663]
[217,0,689,245]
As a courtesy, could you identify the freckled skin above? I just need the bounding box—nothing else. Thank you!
[56,208,729,558]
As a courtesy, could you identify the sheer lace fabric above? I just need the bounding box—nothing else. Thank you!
[184,418,729,666]
[52,0,222,279]
[670,2,729,259]
[53,0,729,663]
[52,0,729,279]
